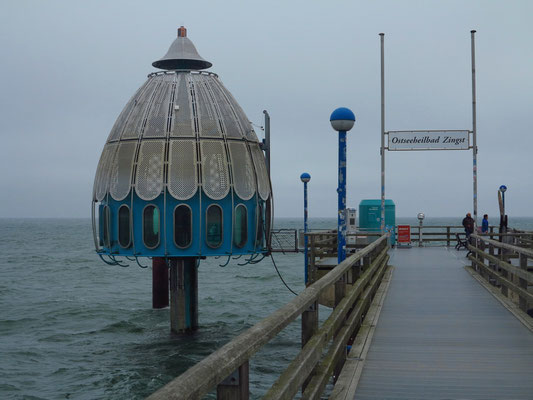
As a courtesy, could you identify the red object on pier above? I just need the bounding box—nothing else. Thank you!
[152,257,169,309]
[398,225,411,244]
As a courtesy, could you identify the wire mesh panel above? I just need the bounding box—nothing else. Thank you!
[201,140,230,200]
[206,79,244,139]
[270,229,298,252]
[228,142,255,200]
[135,140,165,201]
[122,78,159,140]
[192,75,222,138]
[171,73,195,137]
[250,144,270,201]
[94,143,118,201]
[168,139,198,200]
[106,80,150,143]
[110,141,137,201]
[217,82,259,143]
[143,74,175,138]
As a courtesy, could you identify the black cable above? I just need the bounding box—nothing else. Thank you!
[269,253,298,296]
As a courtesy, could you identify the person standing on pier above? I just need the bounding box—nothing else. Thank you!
[481,214,489,234]
[462,213,475,239]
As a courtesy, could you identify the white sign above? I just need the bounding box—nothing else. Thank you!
[387,130,470,151]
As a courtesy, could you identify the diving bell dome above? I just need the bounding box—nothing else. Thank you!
[92,28,272,259]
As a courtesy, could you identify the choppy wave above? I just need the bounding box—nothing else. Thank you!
[1,217,531,399]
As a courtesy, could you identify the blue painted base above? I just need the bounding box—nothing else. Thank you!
[95,189,268,258]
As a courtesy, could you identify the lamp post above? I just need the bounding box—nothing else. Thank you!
[330,107,356,264]
[499,185,508,236]
[417,213,425,247]
[301,173,311,283]
[499,185,507,213]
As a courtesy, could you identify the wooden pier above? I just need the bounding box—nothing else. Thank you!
[147,227,533,399]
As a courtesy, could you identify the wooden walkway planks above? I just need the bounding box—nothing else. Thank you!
[352,247,533,400]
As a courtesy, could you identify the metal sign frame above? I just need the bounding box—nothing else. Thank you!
[379,31,478,232]
[386,130,471,151]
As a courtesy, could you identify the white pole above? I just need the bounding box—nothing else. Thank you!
[380,33,386,233]
[471,30,478,226]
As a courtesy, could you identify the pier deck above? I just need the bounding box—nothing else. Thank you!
[347,247,533,399]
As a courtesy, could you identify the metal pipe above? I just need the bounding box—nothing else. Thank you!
[338,131,347,263]
[471,30,478,226]
[152,257,169,309]
[419,219,423,247]
[263,110,271,175]
[380,33,386,233]
[303,181,309,283]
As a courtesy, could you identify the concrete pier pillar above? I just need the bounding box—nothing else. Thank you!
[170,257,198,333]
[152,257,169,309]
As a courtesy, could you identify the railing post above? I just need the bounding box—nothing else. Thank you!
[334,273,346,307]
[488,243,496,285]
[518,254,529,313]
[302,301,319,347]
[447,226,451,247]
[500,248,508,297]
[350,259,361,284]
[301,300,319,393]
[471,237,477,271]
[308,235,316,285]
[217,361,249,400]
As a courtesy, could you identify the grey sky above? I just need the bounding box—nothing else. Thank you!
[0,0,531,219]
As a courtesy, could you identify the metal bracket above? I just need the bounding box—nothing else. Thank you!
[221,369,240,386]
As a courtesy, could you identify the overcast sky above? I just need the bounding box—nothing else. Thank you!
[0,0,531,219]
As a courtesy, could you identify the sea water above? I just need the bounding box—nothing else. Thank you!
[1,217,532,399]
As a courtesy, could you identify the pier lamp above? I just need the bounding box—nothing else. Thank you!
[417,213,425,247]
[300,173,311,283]
[330,107,356,263]
[499,185,507,211]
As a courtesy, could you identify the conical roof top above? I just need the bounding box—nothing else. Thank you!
[152,26,212,70]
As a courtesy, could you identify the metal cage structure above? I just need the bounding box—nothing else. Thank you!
[92,30,272,260]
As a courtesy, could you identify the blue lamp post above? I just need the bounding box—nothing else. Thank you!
[330,107,356,264]
[300,172,311,283]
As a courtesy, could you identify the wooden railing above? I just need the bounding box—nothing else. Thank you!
[147,235,390,400]
[304,226,506,250]
[399,225,505,246]
[468,233,533,317]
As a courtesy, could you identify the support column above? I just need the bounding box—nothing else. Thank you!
[170,257,198,333]
[152,257,169,309]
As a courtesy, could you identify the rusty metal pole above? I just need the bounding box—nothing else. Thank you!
[170,257,198,333]
[152,257,169,309]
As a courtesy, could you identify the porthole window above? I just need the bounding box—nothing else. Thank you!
[101,205,111,248]
[206,205,223,248]
[234,205,247,248]
[174,204,192,248]
[118,205,131,248]
[143,205,160,249]
[256,203,264,247]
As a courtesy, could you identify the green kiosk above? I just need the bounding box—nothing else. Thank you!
[358,199,396,245]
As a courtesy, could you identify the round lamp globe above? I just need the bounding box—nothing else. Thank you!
[330,107,356,132]
[300,172,311,183]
